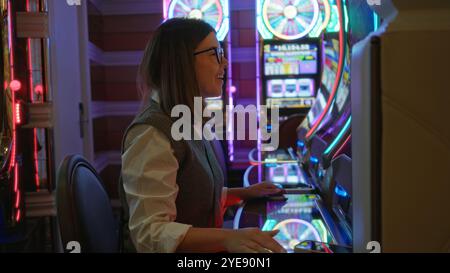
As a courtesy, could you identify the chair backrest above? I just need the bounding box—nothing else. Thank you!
[56,154,119,253]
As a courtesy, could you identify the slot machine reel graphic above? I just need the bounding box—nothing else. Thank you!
[273,218,322,252]
[262,0,320,40]
[167,0,225,33]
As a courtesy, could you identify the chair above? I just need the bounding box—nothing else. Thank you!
[56,154,119,253]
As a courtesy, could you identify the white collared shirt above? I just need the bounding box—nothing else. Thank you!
[121,91,228,253]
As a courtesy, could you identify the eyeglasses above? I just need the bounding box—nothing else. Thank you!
[193,47,225,64]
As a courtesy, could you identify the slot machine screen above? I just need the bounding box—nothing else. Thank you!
[261,194,333,252]
[264,42,319,109]
[264,43,319,76]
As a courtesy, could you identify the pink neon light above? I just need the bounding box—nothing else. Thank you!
[9,80,21,91]
[332,134,351,160]
[163,0,169,19]
[34,84,43,95]
[15,210,21,222]
[230,85,236,93]
[15,103,21,124]
[306,0,345,139]
[15,190,20,208]
[14,164,18,192]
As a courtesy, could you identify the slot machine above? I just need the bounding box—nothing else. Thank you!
[1,0,55,251]
[237,0,381,253]
[257,0,324,120]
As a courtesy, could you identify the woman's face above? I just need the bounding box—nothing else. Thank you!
[194,32,228,98]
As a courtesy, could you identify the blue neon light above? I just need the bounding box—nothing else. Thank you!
[324,116,351,155]
[310,156,319,164]
[335,185,348,198]
[297,140,305,148]
[373,12,379,31]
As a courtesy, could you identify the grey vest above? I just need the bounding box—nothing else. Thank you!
[119,100,224,251]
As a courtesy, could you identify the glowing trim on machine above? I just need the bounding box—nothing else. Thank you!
[306,0,346,139]
[309,0,331,37]
[256,0,274,39]
[323,116,351,155]
[312,219,329,242]
[165,0,229,41]
[261,0,320,40]
[332,133,351,159]
[335,185,348,198]
[373,12,379,31]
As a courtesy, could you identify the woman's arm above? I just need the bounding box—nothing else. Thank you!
[122,125,285,253]
[225,183,284,207]
[122,125,191,253]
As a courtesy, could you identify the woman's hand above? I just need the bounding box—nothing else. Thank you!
[243,182,285,199]
[223,228,286,253]
[226,182,285,205]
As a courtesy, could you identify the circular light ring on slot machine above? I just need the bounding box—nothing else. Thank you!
[262,0,320,40]
[309,0,331,37]
[319,0,331,32]
[273,218,322,251]
[168,0,224,33]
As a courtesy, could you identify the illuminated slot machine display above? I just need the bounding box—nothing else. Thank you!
[235,194,337,253]
[163,0,231,112]
[1,0,55,249]
[246,0,347,190]
[257,0,324,118]
[237,0,363,253]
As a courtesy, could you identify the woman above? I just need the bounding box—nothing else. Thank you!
[120,18,285,253]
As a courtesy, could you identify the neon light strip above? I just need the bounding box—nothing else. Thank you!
[27,0,40,189]
[306,0,345,139]
[332,133,351,160]
[226,19,234,161]
[15,210,21,222]
[255,17,262,155]
[15,190,20,208]
[321,0,332,32]
[233,206,244,229]
[163,0,169,19]
[324,116,351,155]
[312,219,329,242]
[373,12,379,31]
[15,103,21,124]
[14,164,18,192]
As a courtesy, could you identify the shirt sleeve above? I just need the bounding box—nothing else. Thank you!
[121,124,192,253]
